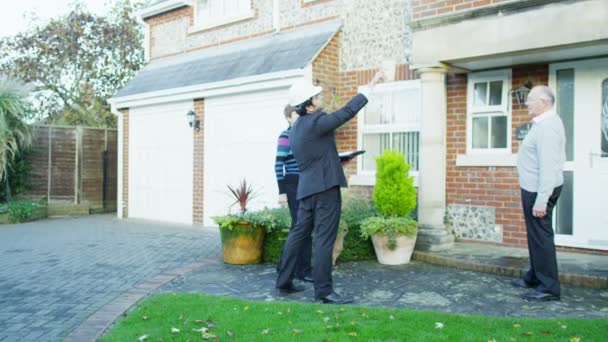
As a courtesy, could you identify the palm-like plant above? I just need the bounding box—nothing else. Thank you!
[0,76,32,201]
[227,179,258,215]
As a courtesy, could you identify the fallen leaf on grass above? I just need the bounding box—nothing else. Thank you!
[277,311,283,315]
[287,307,291,313]
[326,325,334,329]
[317,310,324,314]
[202,332,217,340]
[435,322,444,329]
[350,320,357,326]
[243,306,249,312]
[137,335,148,341]
[538,331,551,335]
[348,332,358,337]
[205,320,216,328]
[292,329,302,334]
[171,327,180,334]
[522,332,534,336]
[561,325,568,330]
[570,337,580,342]
[513,323,521,329]
[261,328,270,335]
[487,339,497,342]
[142,315,148,321]
[323,317,330,323]
[193,327,208,334]
[389,315,395,320]
[194,320,203,323]
[226,330,234,337]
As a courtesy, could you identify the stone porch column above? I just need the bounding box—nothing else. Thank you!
[416,66,454,251]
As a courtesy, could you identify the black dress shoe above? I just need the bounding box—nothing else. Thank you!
[521,290,560,301]
[510,279,535,289]
[317,292,353,304]
[276,284,305,295]
[297,275,314,283]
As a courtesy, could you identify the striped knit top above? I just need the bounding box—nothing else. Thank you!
[275,127,300,194]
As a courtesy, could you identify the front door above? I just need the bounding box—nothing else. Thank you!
[550,58,608,250]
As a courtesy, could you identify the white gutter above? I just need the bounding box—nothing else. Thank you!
[137,0,191,20]
[109,68,307,109]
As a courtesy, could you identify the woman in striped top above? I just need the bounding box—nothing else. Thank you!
[275,104,312,282]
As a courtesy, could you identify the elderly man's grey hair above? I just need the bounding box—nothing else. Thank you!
[531,85,555,105]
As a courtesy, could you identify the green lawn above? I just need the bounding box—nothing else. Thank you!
[102,294,607,341]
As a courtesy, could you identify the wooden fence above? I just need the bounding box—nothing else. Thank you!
[22,125,118,212]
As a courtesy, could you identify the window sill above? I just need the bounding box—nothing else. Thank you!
[189,10,255,34]
[456,153,518,167]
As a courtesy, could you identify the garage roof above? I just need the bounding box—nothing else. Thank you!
[113,20,341,99]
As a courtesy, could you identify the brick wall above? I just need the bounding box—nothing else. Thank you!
[445,64,548,246]
[122,110,129,217]
[192,99,205,224]
[412,0,513,19]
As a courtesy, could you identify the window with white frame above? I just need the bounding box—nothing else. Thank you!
[467,70,511,153]
[195,0,253,30]
[357,81,421,177]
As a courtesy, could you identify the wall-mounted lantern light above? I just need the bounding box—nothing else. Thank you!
[187,110,200,131]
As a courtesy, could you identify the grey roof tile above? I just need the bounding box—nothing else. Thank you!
[113,21,341,99]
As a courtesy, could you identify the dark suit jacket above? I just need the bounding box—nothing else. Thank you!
[290,94,368,200]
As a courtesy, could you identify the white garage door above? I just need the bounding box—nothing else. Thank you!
[129,101,194,224]
[204,88,290,226]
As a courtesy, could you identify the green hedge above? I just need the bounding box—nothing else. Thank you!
[262,196,377,263]
[0,200,47,223]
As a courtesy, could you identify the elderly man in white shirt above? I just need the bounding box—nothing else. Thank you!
[512,85,566,301]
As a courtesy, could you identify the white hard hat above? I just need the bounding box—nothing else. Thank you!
[288,79,323,106]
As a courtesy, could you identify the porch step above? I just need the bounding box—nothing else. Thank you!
[413,242,608,289]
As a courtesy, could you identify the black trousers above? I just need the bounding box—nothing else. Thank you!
[521,186,562,296]
[277,182,312,278]
[276,186,341,298]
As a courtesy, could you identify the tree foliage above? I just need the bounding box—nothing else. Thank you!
[0,0,147,127]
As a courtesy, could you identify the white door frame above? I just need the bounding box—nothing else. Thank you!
[549,57,608,250]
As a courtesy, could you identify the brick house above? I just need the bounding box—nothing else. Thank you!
[110,0,607,253]
[410,0,608,252]
[109,0,422,229]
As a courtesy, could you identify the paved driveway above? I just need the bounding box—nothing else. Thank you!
[0,215,220,342]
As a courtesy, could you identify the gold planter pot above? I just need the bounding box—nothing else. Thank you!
[220,221,265,265]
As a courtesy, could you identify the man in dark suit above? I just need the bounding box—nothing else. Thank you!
[276,72,383,304]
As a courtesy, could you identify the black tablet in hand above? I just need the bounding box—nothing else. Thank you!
[339,150,365,162]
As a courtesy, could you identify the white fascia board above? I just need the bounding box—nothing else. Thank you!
[109,68,306,108]
[137,0,192,20]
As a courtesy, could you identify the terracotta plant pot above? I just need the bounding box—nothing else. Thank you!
[371,233,417,265]
[220,221,265,265]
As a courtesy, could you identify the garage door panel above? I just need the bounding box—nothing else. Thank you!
[204,88,290,225]
[129,101,193,224]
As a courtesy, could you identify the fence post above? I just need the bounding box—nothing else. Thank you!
[47,126,52,203]
[74,126,83,204]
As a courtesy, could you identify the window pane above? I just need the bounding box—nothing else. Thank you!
[555,171,573,235]
[602,79,608,156]
[393,132,419,171]
[489,80,503,106]
[364,93,383,125]
[473,82,487,106]
[362,133,390,171]
[393,88,421,125]
[472,117,489,148]
[556,69,575,161]
[490,116,507,148]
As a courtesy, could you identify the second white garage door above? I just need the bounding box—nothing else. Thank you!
[204,88,290,226]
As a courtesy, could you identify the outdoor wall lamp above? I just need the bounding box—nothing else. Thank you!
[510,81,533,108]
[187,110,200,131]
